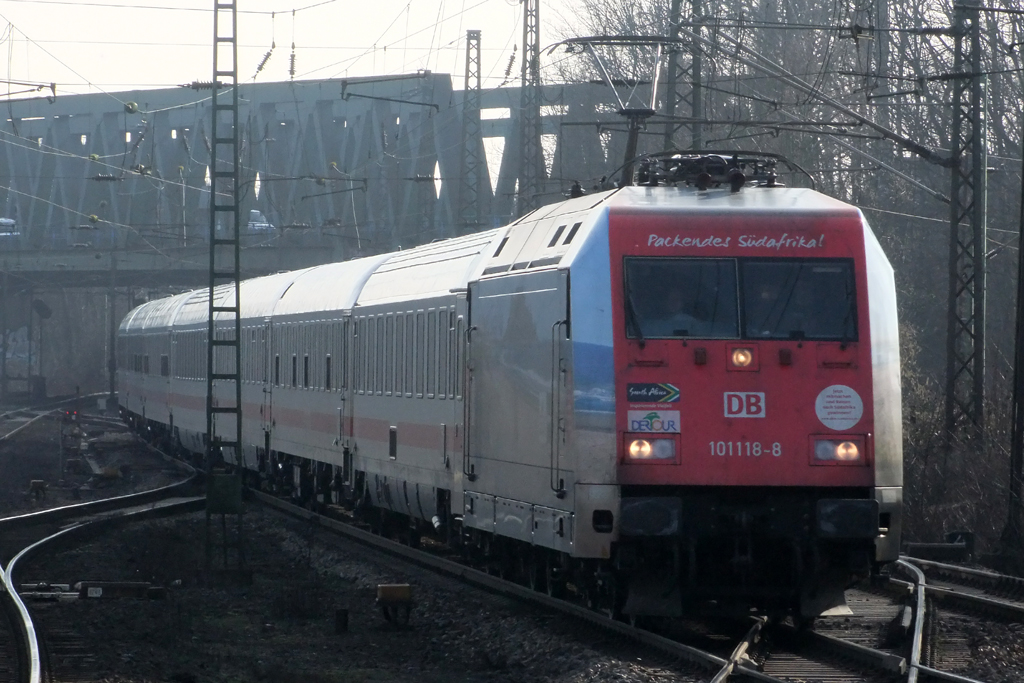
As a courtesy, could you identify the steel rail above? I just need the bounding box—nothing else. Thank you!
[252,491,789,682]
[0,408,54,444]
[0,391,108,423]
[0,419,200,683]
[895,561,995,683]
[3,496,204,683]
[711,617,764,683]
[254,491,928,683]
[903,556,1024,592]
[0,391,118,458]
[0,555,43,683]
[795,626,907,673]
[897,559,927,683]
[889,577,1024,622]
[0,438,197,532]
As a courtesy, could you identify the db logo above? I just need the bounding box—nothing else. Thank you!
[724,392,765,418]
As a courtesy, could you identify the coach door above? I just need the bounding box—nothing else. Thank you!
[467,269,570,503]
[339,316,353,450]
[450,294,469,509]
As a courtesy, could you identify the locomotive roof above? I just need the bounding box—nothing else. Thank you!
[120,184,863,332]
[603,185,860,215]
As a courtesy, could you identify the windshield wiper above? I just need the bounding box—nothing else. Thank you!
[624,289,646,348]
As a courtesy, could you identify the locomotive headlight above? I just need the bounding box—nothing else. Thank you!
[731,348,753,367]
[629,439,652,458]
[835,441,860,461]
[627,438,676,460]
[813,438,863,464]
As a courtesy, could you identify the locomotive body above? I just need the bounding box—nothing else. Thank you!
[119,179,901,618]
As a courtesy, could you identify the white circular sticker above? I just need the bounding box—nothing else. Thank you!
[815,385,863,431]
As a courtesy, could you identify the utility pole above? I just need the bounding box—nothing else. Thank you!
[663,0,703,151]
[206,0,245,573]
[459,29,483,235]
[517,0,543,218]
[944,3,988,447]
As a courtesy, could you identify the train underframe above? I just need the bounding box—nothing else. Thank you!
[615,486,880,619]
[128,411,881,621]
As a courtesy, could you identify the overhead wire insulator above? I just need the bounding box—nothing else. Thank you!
[181,81,222,91]
[289,44,296,79]
[254,48,274,77]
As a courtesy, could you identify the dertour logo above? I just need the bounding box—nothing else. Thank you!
[628,410,681,433]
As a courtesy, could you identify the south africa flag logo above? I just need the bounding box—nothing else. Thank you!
[627,383,680,403]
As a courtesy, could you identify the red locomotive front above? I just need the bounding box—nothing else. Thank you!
[608,197,882,617]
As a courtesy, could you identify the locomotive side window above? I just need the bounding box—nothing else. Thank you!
[741,260,857,341]
[623,258,739,339]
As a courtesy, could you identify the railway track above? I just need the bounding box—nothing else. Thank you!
[4,409,1018,683]
[892,557,1023,683]
[255,491,986,683]
[0,409,200,683]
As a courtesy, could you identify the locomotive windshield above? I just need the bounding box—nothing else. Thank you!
[624,258,739,338]
[741,260,857,341]
[623,257,857,341]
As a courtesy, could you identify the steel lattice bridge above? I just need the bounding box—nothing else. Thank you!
[0,73,647,290]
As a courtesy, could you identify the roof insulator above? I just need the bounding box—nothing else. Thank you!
[729,169,746,193]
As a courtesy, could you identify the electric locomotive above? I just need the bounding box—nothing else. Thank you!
[118,153,901,619]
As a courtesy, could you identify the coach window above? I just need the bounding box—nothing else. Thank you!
[250,329,257,382]
[352,320,360,393]
[376,316,385,395]
[623,257,739,339]
[360,318,367,393]
[415,312,425,397]
[426,310,436,398]
[404,313,414,397]
[339,321,348,390]
[454,317,463,399]
[438,309,449,398]
[291,354,298,387]
[303,355,310,388]
[394,314,405,396]
[385,315,394,396]
[274,354,280,385]
[365,316,374,394]
[160,355,169,377]
[741,259,857,341]
[325,355,332,390]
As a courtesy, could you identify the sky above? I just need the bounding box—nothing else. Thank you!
[0,0,580,98]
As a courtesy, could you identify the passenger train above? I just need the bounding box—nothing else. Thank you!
[118,153,902,619]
